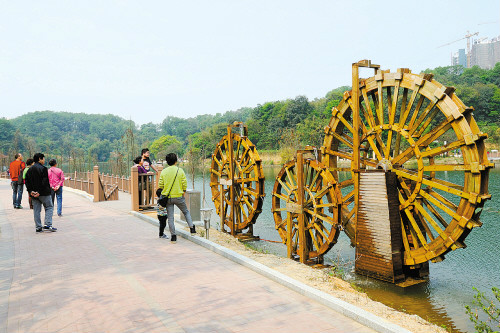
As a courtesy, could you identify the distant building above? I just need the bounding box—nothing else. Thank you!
[452,36,500,69]
[470,36,500,69]
[452,49,467,67]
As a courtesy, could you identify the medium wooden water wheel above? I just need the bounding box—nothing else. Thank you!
[210,122,265,238]
[321,62,493,267]
[272,148,342,264]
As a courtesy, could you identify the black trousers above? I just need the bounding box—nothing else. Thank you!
[158,215,167,236]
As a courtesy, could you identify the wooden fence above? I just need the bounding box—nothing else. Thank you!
[130,165,163,212]
[2,165,164,211]
[63,166,119,201]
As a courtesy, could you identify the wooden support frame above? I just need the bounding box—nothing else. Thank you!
[351,60,380,250]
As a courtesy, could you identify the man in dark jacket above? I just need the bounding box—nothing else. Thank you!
[25,153,57,233]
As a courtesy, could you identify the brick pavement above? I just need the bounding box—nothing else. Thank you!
[0,181,376,333]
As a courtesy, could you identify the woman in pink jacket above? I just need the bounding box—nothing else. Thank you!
[48,159,65,217]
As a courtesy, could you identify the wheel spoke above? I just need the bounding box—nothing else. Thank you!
[374,83,384,125]
[393,116,454,165]
[308,228,321,252]
[303,208,336,226]
[414,200,447,240]
[400,220,412,254]
[421,197,449,229]
[394,87,409,156]
[415,106,441,137]
[423,164,470,172]
[407,95,425,131]
[339,179,354,188]
[239,202,248,222]
[273,192,289,202]
[285,168,297,188]
[323,147,353,161]
[420,139,465,159]
[331,131,353,149]
[393,168,468,200]
[419,190,462,222]
[277,178,292,195]
[426,189,458,212]
[410,100,438,136]
[403,207,429,249]
[361,88,377,128]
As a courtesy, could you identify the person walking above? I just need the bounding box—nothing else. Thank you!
[9,153,25,209]
[157,153,196,242]
[25,153,57,233]
[23,158,34,209]
[48,159,65,217]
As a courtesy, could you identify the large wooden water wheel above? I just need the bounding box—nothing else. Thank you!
[321,61,492,268]
[210,122,265,238]
[272,148,342,264]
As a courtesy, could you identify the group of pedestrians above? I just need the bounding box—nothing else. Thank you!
[8,152,64,233]
[8,149,195,240]
[132,149,196,243]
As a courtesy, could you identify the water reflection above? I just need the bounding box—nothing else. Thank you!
[187,165,500,333]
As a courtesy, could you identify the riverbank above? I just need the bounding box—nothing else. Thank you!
[254,150,467,168]
[185,226,447,333]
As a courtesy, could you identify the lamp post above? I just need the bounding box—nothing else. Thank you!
[200,208,213,239]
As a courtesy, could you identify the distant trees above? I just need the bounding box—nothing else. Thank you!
[1,64,499,166]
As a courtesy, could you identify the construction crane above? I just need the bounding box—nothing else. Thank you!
[438,31,479,68]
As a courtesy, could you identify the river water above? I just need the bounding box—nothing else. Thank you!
[189,166,500,332]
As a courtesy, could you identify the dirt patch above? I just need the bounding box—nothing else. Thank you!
[188,227,446,333]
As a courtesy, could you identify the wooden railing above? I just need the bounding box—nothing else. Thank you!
[3,165,165,211]
[65,171,95,195]
[63,166,122,202]
[130,165,163,211]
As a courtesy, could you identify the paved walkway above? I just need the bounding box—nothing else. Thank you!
[0,181,376,333]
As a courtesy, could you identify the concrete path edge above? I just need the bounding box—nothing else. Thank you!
[63,186,94,201]
[130,211,413,333]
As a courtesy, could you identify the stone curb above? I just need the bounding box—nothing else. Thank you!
[130,211,413,333]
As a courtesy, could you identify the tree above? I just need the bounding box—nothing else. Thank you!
[296,116,325,148]
[149,135,182,160]
[0,118,16,153]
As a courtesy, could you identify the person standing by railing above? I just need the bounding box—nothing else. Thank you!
[141,148,156,173]
[48,159,65,217]
[141,148,156,204]
[9,153,25,209]
[133,156,147,206]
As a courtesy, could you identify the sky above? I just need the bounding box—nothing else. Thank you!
[0,0,499,125]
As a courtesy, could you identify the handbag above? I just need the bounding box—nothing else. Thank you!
[16,163,25,185]
[158,167,179,207]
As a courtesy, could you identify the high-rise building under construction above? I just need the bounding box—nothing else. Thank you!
[452,36,500,69]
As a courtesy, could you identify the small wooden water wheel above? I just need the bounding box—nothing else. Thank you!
[321,60,492,282]
[210,122,265,239]
[272,148,342,265]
